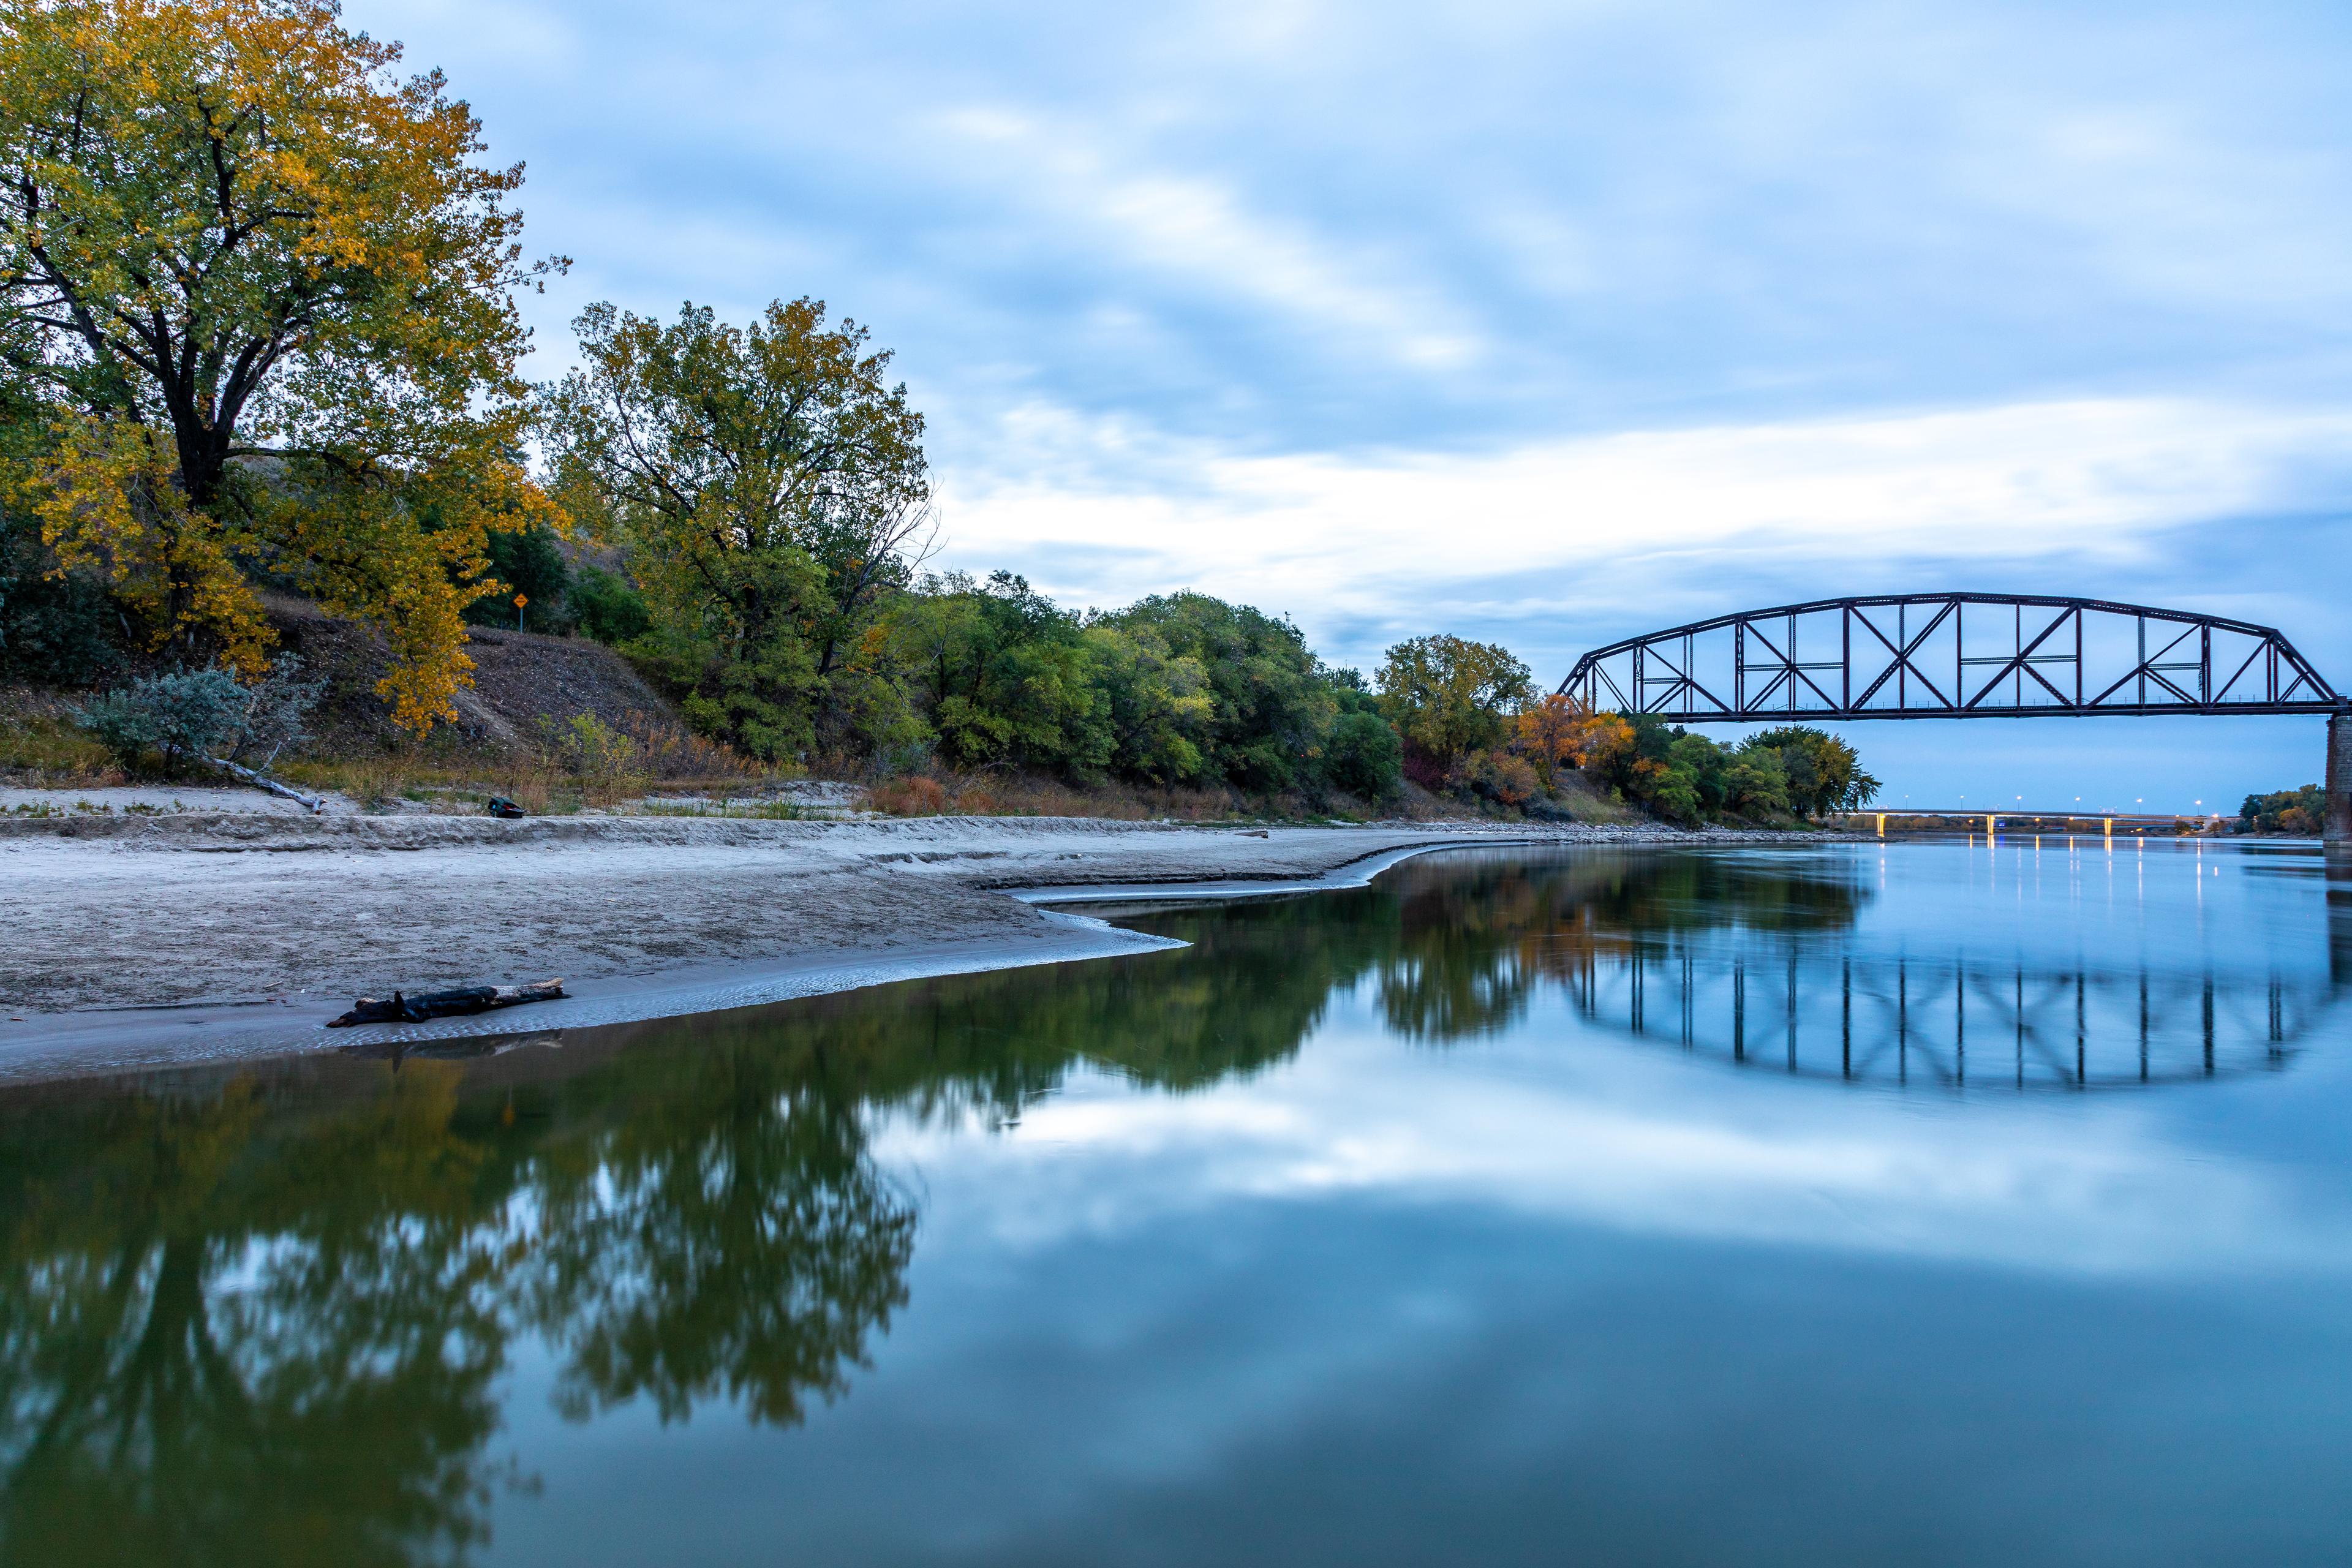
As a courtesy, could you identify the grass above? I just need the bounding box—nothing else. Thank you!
[639,797,812,820]
[0,709,118,784]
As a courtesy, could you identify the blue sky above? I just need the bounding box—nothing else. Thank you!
[362,0,2352,810]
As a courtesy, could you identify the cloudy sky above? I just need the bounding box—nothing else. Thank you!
[361,0,2352,810]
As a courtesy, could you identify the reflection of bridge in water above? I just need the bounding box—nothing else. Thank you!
[1551,937,2342,1090]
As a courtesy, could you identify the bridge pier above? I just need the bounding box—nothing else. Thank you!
[2330,707,2352,845]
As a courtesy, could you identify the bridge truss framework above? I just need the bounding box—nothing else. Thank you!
[1556,594,2343,722]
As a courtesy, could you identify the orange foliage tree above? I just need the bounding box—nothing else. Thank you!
[1510,692,1632,790]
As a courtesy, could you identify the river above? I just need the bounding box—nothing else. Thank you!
[4,839,2349,1566]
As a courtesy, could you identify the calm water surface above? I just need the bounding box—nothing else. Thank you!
[6,840,2351,1566]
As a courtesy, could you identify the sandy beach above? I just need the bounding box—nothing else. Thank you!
[0,812,1815,1081]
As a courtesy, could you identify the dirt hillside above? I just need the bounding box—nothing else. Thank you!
[266,594,682,756]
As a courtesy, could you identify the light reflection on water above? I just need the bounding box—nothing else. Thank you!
[3,840,2350,1567]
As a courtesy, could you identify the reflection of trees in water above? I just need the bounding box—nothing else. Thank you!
[0,1069,511,1568]
[0,1041,916,1564]
[0,912,1411,1566]
[518,1047,915,1428]
[0,846,2069,1564]
[1365,851,1873,1042]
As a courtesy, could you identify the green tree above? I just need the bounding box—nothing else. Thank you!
[1375,634,1531,764]
[567,564,650,646]
[1325,709,1403,801]
[464,521,573,632]
[1722,744,1792,819]
[894,571,1107,775]
[1093,593,1337,791]
[0,501,121,683]
[539,298,931,761]
[1081,619,1212,783]
[1740,725,1879,816]
[2238,785,2326,835]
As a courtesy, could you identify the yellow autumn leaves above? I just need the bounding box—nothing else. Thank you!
[0,0,564,728]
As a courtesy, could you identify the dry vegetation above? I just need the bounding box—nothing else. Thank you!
[858,766,1636,824]
[0,688,119,783]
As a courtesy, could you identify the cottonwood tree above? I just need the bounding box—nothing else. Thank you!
[539,298,933,760]
[1375,633,1532,764]
[0,0,562,728]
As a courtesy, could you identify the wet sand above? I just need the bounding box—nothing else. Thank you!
[0,813,1817,1081]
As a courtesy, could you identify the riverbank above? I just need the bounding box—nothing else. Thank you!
[0,814,1839,1082]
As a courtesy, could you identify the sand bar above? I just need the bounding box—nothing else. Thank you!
[0,813,1819,1082]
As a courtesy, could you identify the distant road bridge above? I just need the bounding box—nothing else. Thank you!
[1830,810,2222,839]
[1553,594,2352,843]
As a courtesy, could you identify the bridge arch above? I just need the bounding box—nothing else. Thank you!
[1552,594,2351,840]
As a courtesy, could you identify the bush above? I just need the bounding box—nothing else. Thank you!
[559,712,638,775]
[1,511,123,685]
[1478,750,1542,808]
[867,775,949,816]
[1324,710,1403,801]
[571,564,651,646]
[549,712,646,804]
[235,657,325,766]
[75,669,246,768]
[73,658,322,773]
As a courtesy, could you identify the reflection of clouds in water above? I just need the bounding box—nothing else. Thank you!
[876,1011,2344,1280]
[867,842,2352,1281]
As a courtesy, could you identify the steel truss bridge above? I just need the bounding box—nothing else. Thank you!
[1558,594,2343,722]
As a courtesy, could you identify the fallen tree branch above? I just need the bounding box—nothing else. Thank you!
[203,754,325,813]
[328,978,568,1028]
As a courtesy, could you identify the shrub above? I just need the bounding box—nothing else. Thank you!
[1477,750,1542,809]
[559,712,637,775]
[571,564,651,645]
[235,657,326,766]
[1325,709,1403,801]
[76,669,244,769]
[72,657,322,773]
[867,776,949,816]
[1,510,123,685]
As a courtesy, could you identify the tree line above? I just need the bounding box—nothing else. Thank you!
[0,0,1879,821]
[2234,786,2328,837]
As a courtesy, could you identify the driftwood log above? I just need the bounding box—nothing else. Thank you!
[203,755,325,813]
[328,978,567,1028]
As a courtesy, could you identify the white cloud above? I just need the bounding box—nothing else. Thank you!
[920,104,1485,372]
[930,396,2352,645]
